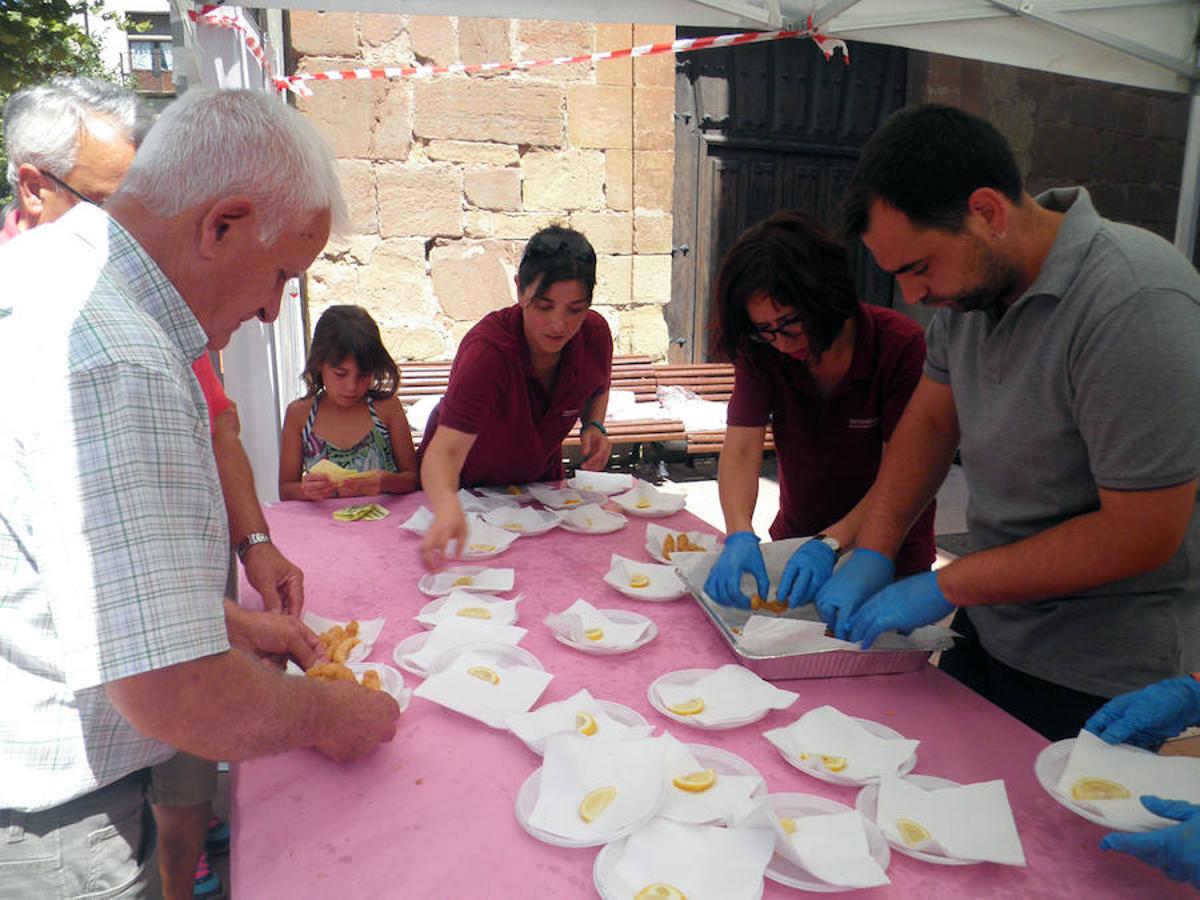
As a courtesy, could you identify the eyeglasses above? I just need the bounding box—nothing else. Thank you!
[747,310,806,344]
[522,235,597,266]
[44,171,99,207]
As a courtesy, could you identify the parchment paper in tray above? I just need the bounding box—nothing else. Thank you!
[674,538,956,680]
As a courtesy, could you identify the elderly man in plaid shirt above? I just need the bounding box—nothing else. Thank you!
[0,89,400,898]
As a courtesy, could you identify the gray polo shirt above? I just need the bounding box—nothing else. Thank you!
[925,187,1200,698]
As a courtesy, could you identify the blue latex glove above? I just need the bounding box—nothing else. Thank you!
[1101,797,1200,889]
[842,571,955,648]
[812,548,894,634]
[704,531,768,610]
[778,539,837,609]
[1085,677,1200,751]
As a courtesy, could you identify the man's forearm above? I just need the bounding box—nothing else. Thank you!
[212,408,267,545]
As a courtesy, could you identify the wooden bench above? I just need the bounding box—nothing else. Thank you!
[651,361,775,457]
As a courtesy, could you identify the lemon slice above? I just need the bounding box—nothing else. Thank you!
[820,755,848,773]
[503,523,525,532]
[452,576,474,586]
[896,818,931,848]
[635,499,652,509]
[779,817,797,835]
[629,574,651,588]
[579,785,617,822]
[505,484,523,495]
[665,697,704,716]
[1071,777,1131,801]
[466,665,500,685]
[635,885,686,900]
[798,752,809,761]
[576,711,598,736]
[584,627,604,641]
[455,607,492,619]
[672,768,717,793]
[564,498,581,506]
[468,543,496,553]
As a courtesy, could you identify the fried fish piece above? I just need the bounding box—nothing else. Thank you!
[764,599,788,615]
[675,533,693,552]
[360,670,382,691]
[662,533,676,560]
[331,635,361,663]
[306,661,356,683]
[749,593,765,611]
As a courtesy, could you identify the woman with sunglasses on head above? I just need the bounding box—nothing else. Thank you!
[704,210,935,612]
[417,225,612,569]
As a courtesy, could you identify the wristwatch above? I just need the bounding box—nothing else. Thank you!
[813,533,844,558]
[235,532,271,562]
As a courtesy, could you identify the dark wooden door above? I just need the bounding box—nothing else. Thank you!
[668,31,908,362]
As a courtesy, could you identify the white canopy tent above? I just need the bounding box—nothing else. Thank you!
[176,0,1199,501]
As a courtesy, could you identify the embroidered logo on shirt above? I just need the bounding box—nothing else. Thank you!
[847,417,879,429]
[562,408,581,417]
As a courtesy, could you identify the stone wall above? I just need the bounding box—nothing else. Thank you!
[917,54,1190,241]
[289,14,677,362]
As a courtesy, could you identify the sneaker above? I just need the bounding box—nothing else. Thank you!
[193,851,223,900]
[205,816,230,856]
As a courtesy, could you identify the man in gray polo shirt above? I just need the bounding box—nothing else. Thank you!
[814,104,1200,740]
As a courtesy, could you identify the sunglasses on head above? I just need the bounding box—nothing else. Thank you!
[522,235,596,266]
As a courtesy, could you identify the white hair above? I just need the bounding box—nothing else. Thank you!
[116,89,347,243]
[4,76,140,192]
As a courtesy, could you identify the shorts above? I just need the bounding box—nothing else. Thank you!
[148,752,218,808]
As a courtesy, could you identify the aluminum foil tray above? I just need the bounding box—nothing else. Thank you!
[675,538,955,682]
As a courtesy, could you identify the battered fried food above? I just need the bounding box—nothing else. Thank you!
[749,593,765,611]
[317,620,362,663]
[360,670,382,691]
[661,533,676,559]
[764,599,788,614]
[306,661,383,691]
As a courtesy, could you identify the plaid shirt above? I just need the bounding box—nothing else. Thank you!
[0,205,229,811]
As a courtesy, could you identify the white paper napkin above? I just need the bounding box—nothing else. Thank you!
[449,517,519,558]
[527,483,587,509]
[763,706,918,781]
[736,617,857,655]
[401,620,527,673]
[303,612,385,663]
[457,488,520,513]
[735,797,889,888]
[398,505,435,535]
[480,505,562,535]
[416,590,521,628]
[559,502,627,533]
[544,599,651,649]
[567,470,634,494]
[604,554,686,600]
[659,733,764,825]
[529,734,666,841]
[1056,729,1200,828]
[506,689,654,747]
[876,775,1026,866]
[413,649,552,729]
[424,567,515,595]
[609,817,775,900]
[656,665,798,726]
[470,484,532,504]
[612,480,687,516]
[644,522,720,563]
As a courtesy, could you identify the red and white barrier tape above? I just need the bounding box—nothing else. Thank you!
[189,7,849,98]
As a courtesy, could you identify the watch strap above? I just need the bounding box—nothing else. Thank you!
[235,532,271,561]
[813,532,844,558]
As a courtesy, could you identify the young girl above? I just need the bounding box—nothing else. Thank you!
[280,305,418,501]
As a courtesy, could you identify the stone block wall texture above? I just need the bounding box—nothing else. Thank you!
[920,55,1190,242]
[290,14,677,363]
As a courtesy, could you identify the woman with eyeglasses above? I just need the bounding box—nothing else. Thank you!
[417,225,612,569]
[703,210,936,610]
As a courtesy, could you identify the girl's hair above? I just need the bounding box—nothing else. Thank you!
[302,305,399,400]
[517,225,597,300]
[710,210,858,362]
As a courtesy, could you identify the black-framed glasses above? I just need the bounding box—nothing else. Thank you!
[44,171,99,207]
[747,310,806,344]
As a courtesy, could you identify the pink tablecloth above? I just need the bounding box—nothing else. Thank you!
[232,491,1182,898]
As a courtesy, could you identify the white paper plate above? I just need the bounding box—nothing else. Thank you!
[526,483,607,510]
[854,774,976,865]
[550,609,658,655]
[611,484,687,518]
[514,765,666,849]
[303,612,384,663]
[426,640,544,677]
[647,669,769,730]
[671,743,769,825]
[1033,739,1159,834]
[520,700,652,757]
[456,519,520,560]
[397,505,434,535]
[558,504,629,535]
[416,566,515,597]
[392,632,540,678]
[604,555,687,602]
[765,792,892,890]
[644,522,720,564]
[594,833,764,900]
[416,593,520,629]
[344,662,412,712]
[566,471,634,495]
[480,506,563,537]
[775,718,918,786]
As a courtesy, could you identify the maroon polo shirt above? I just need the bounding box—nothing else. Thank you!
[727,303,935,576]
[417,305,612,487]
